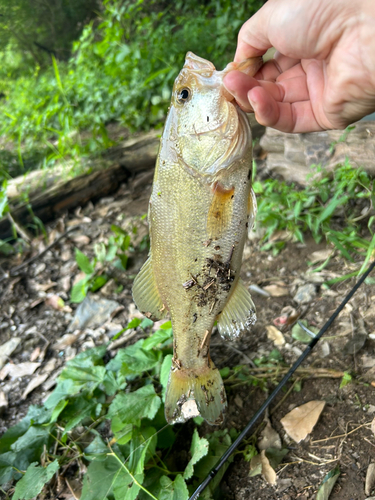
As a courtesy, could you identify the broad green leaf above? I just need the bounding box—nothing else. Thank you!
[111,420,133,445]
[127,427,157,475]
[11,425,51,454]
[143,328,173,350]
[70,278,90,303]
[62,397,98,433]
[114,473,144,500]
[80,453,130,500]
[102,370,126,396]
[84,434,109,461]
[0,451,22,485]
[12,460,59,500]
[194,430,233,499]
[45,379,86,409]
[75,248,95,274]
[183,428,209,480]
[0,405,51,453]
[90,274,108,292]
[159,475,189,500]
[50,399,68,423]
[140,317,154,330]
[316,466,340,500]
[107,340,160,375]
[108,385,161,426]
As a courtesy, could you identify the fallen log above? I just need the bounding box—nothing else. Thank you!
[1,131,160,239]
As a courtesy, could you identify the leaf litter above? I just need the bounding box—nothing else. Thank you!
[0,166,375,499]
[280,400,326,443]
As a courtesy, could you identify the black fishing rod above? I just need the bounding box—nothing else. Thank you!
[189,260,375,500]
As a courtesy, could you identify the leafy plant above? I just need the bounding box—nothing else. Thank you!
[0,320,235,500]
[254,160,375,272]
[70,223,141,303]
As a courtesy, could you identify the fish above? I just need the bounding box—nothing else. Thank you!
[132,52,262,425]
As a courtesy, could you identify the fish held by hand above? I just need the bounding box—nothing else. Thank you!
[132,52,260,425]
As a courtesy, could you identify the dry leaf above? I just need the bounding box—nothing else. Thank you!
[366,464,375,496]
[30,347,41,362]
[0,338,21,369]
[280,400,326,443]
[53,333,81,350]
[263,285,289,297]
[22,373,49,399]
[249,450,278,486]
[260,450,277,485]
[371,416,375,436]
[0,390,8,412]
[0,362,41,381]
[71,234,90,246]
[234,394,243,408]
[43,358,57,374]
[45,294,65,311]
[309,249,333,264]
[266,325,285,346]
[258,419,282,451]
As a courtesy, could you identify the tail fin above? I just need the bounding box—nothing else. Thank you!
[164,360,227,425]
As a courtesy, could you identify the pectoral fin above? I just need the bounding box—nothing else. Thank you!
[132,257,167,321]
[217,278,256,340]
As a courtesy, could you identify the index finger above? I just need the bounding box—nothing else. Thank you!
[234,3,274,61]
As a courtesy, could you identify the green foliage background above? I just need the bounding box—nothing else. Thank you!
[0,0,265,177]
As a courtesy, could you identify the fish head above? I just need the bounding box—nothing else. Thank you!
[168,52,261,177]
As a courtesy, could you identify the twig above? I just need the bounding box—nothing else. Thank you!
[311,422,372,444]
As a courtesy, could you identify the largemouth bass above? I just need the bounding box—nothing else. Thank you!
[133,52,262,425]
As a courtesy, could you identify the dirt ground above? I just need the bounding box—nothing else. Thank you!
[1,171,375,500]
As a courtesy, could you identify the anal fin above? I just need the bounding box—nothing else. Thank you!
[217,278,256,340]
[132,257,167,321]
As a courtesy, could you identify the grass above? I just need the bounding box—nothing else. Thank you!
[253,159,375,274]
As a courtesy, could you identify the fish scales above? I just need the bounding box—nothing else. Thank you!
[133,52,262,425]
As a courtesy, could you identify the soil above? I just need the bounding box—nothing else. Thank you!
[1,169,375,500]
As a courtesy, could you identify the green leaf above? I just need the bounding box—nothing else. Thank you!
[70,278,90,303]
[80,453,130,500]
[140,317,154,330]
[90,274,108,292]
[183,428,209,480]
[11,425,51,454]
[108,385,161,425]
[316,466,340,500]
[12,460,59,500]
[291,321,317,344]
[50,399,68,423]
[107,340,160,375]
[143,328,173,350]
[317,194,349,224]
[194,430,233,498]
[159,475,189,500]
[339,371,352,389]
[84,434,109,461]
[75,248,95,274]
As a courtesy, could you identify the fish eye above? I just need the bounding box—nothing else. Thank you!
[177,87,191,104]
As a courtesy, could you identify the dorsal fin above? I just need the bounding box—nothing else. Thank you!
[184,52,216,72]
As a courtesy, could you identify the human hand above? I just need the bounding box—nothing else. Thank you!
[223,0,375,133]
